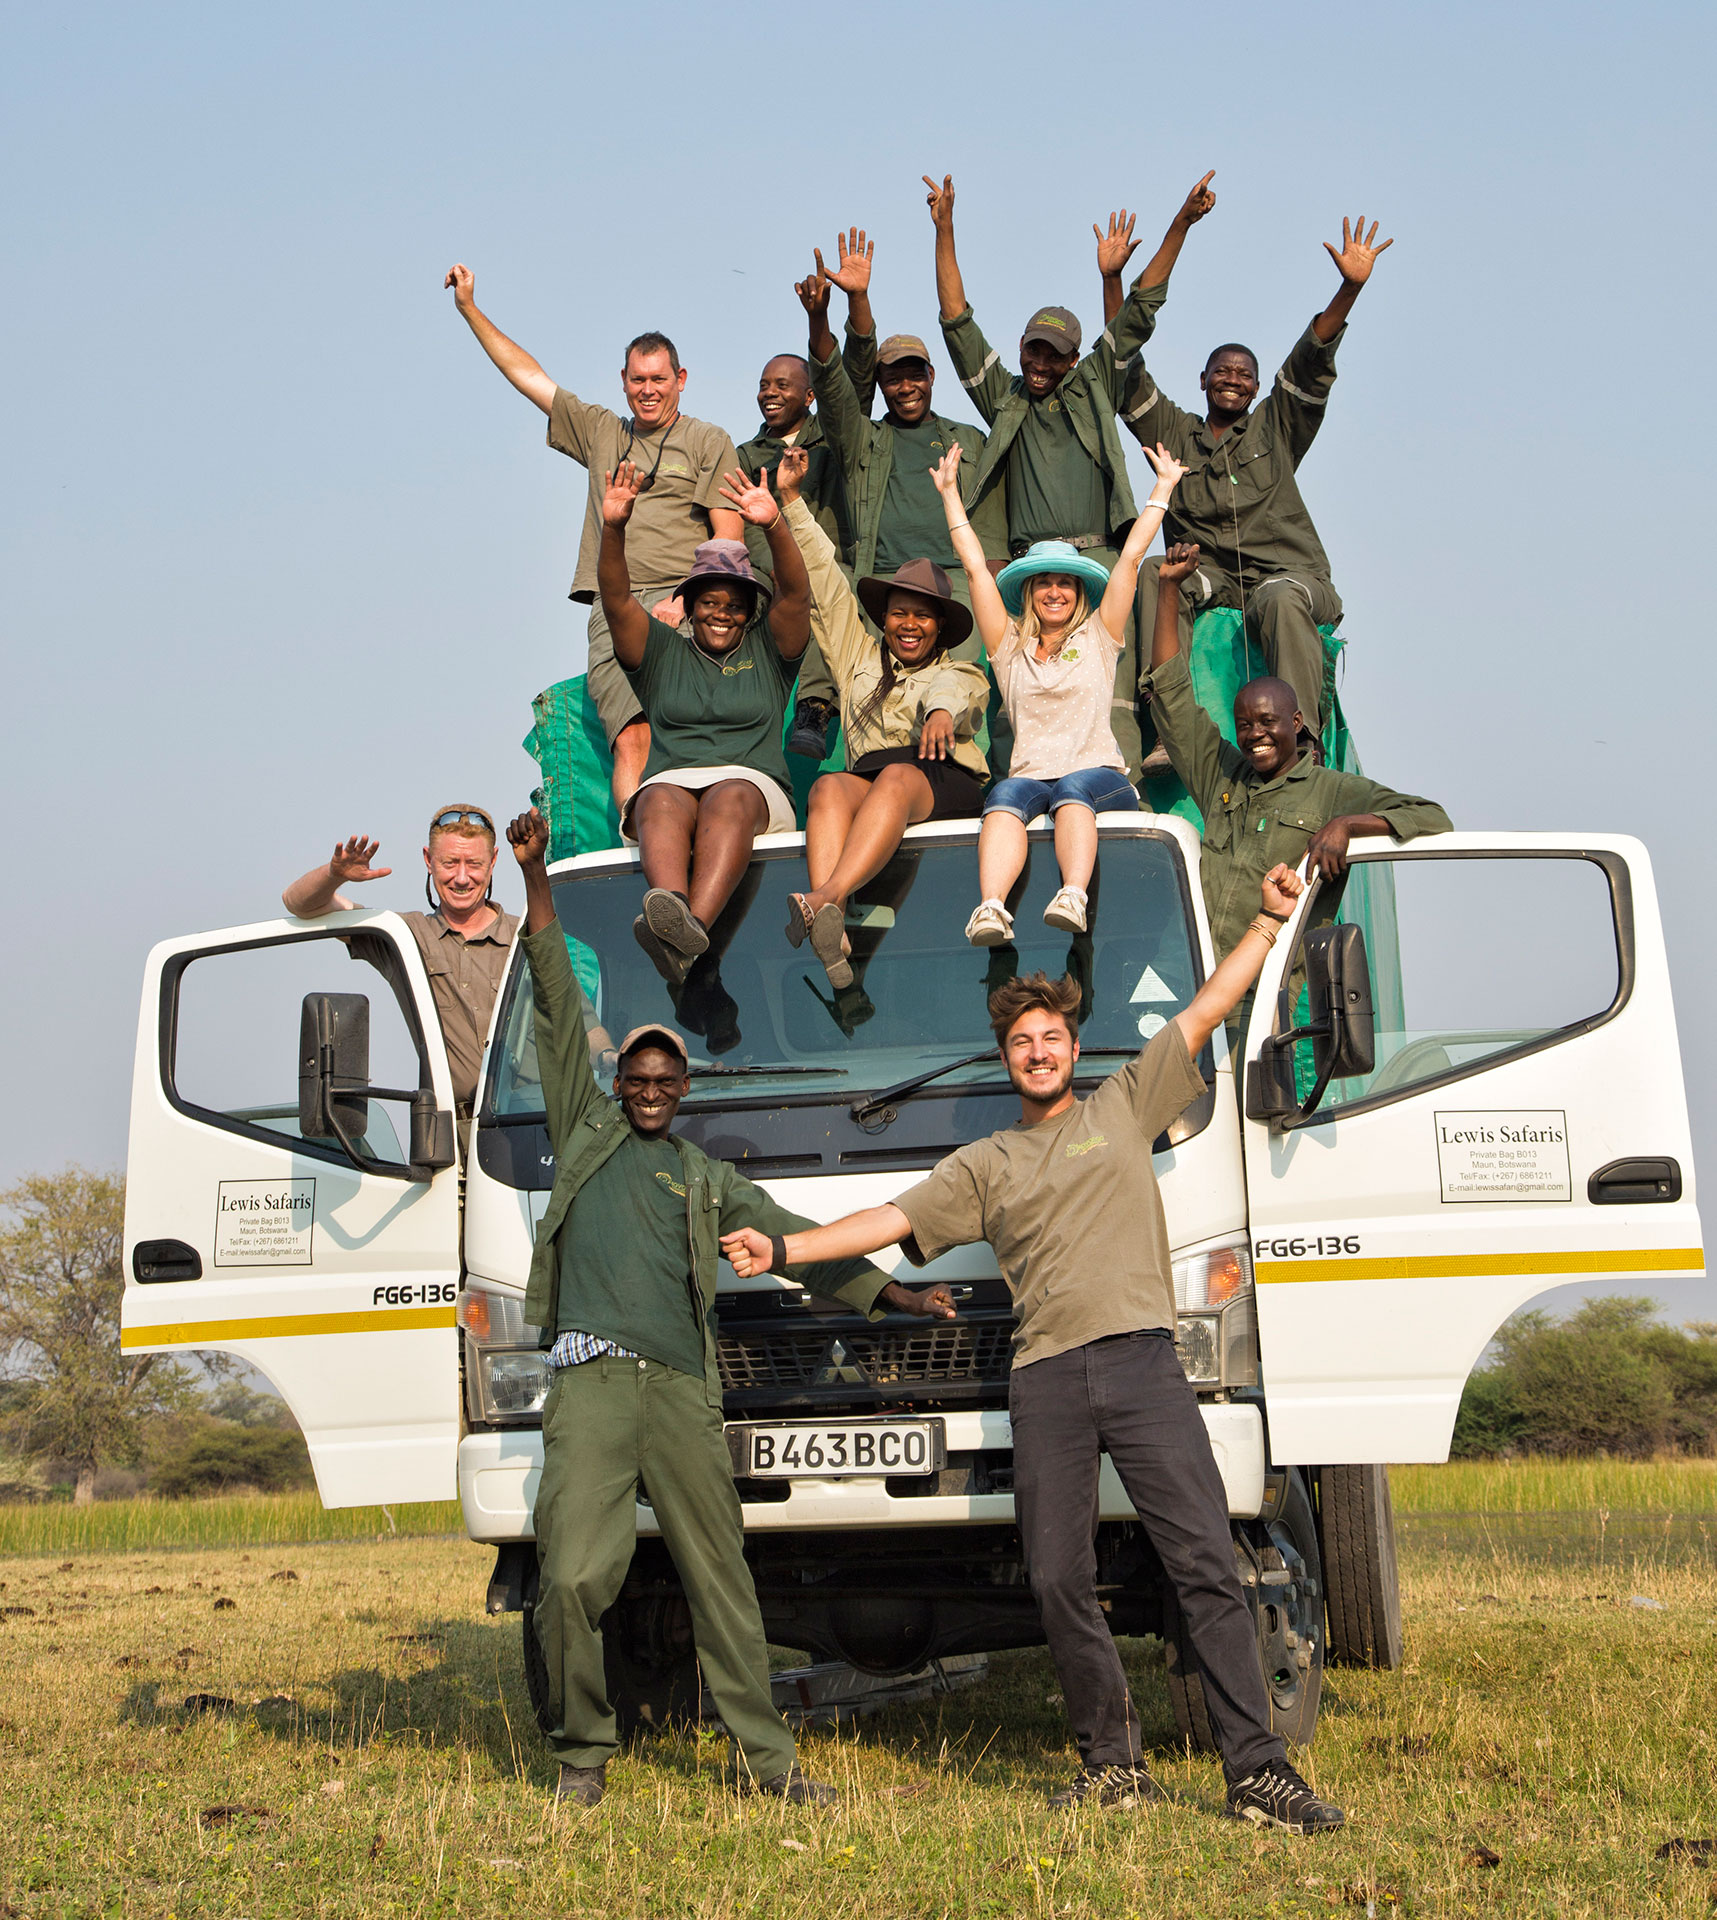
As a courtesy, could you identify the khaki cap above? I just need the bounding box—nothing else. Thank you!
[616,1023,690,1067]
[1021,305,1082,353]
[875,333,933,367]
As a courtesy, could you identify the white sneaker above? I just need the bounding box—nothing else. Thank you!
[1044,886,1088,933]
[964,900,1015,946]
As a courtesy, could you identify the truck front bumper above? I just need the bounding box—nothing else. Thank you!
[458,1402,1265,1542]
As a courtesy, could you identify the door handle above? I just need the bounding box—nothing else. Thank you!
[132,1239,203,1282]
[1587,1158,1681,1205]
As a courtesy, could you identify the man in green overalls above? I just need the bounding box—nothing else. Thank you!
[504,809,954,1808]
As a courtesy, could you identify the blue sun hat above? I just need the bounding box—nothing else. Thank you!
[995,539,1113,618]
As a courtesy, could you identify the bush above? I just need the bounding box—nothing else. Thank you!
[149,1421,313,1498]
[1452,1297,1717,1459]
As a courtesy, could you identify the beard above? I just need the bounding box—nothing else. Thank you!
[1007,1057,1075,1105]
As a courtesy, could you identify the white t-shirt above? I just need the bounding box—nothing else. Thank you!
[991,612,1126,781]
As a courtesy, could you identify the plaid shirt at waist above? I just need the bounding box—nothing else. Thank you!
[547,1330,640,1370]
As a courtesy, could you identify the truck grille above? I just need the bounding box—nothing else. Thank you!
[716,1323,1013,1392]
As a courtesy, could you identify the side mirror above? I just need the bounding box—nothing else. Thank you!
[1245,924,1375,1129]
[299,993,371,1142]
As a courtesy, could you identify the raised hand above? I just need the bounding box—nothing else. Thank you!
[601,460,645,528]
[822,227,873,295]
[929,442,964,497]
[1175,171,1217,226]
[922,172,955,230]
[443,262,475,310]
[720,1227,774,1278]
[1157,541,1202,587]
[717,465,780,528]
[775,446,810,501]
[329,835,391,886]
[1260,862,1306,919]
[1143,441,1191,493]
[793,262,832,321]
[506,808,549,868]
[1094,210,1140,277]
[1324,214,1393,286]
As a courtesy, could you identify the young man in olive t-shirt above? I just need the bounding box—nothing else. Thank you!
[721,862,1346,1836]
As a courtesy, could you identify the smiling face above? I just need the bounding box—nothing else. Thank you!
[689,582,754,654]
[1233,677,1305,779]
[1029,572,1080,631]
[623,347,687,428]
[1020,337,1079,398]
[882,587,944,666]
[614,1045,690,1137]
[757,355,812,436]
[1200,346,1261,422]
[1001,1007,1081,1110]
[422,830,497,917]
[876,357,933,425]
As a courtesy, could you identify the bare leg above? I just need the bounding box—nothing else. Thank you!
[686,781,769,929]
[804,764,933,912]
[611,720,653,813]
[977,811,1030,905]
[632,784,699,898]
[804,773,869,893]
[1051,804,1099,893]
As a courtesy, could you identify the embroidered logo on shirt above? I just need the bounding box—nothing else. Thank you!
[1064,1133,1108,1159]
[714,657,755,677]
[1062,647,1080,663]
[654,1170,689,1198]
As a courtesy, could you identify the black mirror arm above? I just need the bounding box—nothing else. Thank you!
[318,1042,453,1181]
[1257,1015,1339,1125]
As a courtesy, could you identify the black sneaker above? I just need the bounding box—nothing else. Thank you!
[787,698,836,761]
[751,1765,839,1807]
[1226,1758,1344,1833]
[633,915,689,987]
[554,1762,605,1808]
[1048,1763,1163,1810]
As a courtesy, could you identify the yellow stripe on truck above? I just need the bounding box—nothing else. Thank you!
[121,1305,455,1348]
[1256,1247,1705,1286]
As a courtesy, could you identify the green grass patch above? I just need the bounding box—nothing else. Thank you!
[1391,1454,1717,1515]
[0,1492,462,1558]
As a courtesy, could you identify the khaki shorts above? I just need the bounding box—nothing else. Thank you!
[619,765,796,844]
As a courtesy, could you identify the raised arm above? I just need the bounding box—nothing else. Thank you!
[1097,173,1216,326]
[923,173,965,323]
[1151,544,1202,671]
[1098,443,1187,636]
[797,259,838,368]
[721,1203,914,1275]
[596,462,651,668]
[777,449,867,686]
[823,226,875,346]
[931,444,1009,654]
[444,264,557,415]
[1175,865,1305,1054]
[717,467,811,661]
[1313,214,1392,343]
[506,808,605,1140]
[282,835,392,917]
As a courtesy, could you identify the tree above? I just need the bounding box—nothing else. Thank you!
[0,1167,195,1503]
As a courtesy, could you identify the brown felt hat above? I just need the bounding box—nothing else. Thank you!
[856,558,973,647]
[875,333,933,368]
[1021,305,1082,354]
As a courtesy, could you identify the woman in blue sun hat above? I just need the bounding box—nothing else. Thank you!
[931,440,1188,942]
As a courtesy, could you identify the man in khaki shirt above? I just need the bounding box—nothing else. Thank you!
[720,863,1346,1836]
[445,264,745,809]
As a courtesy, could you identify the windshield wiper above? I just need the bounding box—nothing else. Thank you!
[850,1047,1143,1128]
[691,1064,848,1078]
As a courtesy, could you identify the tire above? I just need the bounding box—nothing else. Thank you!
[1164,1466,1325,1752]
[520,1571,701,1741]
[1317,1463,1404,1669]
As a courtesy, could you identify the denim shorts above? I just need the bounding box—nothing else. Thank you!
[982,766,1141,823]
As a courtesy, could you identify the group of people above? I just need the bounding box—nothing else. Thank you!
[275,168,1456,1829]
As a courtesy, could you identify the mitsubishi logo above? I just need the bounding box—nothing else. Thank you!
[814,1338,868,1387]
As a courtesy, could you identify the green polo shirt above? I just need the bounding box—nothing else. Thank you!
[874,417,959,573]
[1142,651,1451,959]
[624,613,795,791]
[1009,390,1110,545]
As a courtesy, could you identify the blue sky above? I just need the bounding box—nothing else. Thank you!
[4,0,1712,1321]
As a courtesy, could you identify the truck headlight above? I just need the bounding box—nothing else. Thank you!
[1171,1244,1258,1390]
[458,1287,549,1426]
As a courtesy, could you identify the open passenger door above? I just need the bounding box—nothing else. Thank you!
[121,912,462,1505]
[1240,833,1704,1464]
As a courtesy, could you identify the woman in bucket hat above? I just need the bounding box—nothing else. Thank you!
[598,458,812,989]
[771,446,991,990]
[931,440,1188,943]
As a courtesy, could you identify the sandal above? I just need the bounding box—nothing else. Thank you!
[1044,885,1089,933]
[964,900,1015,947]
[808,902,854,990]
[642,887,709,961]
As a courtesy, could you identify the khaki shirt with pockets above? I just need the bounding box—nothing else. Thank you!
[894,1023,1206,1368]
[399,908,518,1111]
[784,498,989,781]
[547,390,742,602]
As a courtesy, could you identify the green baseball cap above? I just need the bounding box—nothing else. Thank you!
[1021,305,1082,354]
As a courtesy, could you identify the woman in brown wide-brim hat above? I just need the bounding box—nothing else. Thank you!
[772,446,990,990]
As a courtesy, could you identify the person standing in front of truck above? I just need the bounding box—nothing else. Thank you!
[503,806,955,1810]
[720,863,1348,1834]
[444,263,746,812]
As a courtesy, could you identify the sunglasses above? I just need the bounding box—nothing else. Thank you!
[429,807,495,835]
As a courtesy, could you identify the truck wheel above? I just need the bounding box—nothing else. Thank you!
[521,1584,702,1740]
[1163,1467,1325,1752]
[1316,1463,1403,1669]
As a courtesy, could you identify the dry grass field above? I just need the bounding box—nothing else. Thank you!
[1,1463,1713,1918]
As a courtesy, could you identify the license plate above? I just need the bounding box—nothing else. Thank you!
[728,1419,945,1479]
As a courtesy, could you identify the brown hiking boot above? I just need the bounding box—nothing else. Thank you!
[751,1765,838,1807]
[554,1762,605,1808]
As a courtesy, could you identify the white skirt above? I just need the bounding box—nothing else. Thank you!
[620,765,797,844]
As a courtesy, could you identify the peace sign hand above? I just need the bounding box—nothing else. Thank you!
[1324,215,1394,287]
[922,173,955,230]
[794,263,832,320]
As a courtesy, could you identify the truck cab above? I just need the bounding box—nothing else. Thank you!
[120,810,1703,1746]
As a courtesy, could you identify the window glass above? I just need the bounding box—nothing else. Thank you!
[1309,855,1620,1112]
[173,935,428,1163]
[489,832,1203,1115]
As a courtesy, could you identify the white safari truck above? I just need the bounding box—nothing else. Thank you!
[122,815,1703,1746]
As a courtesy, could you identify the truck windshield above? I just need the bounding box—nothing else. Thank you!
[488,829,1201,1114]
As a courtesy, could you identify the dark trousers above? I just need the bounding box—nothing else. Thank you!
[1010,1330,1284,1781]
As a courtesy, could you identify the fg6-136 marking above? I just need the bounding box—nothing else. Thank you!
[1253,1235,1362,1260]
[372,1283,459,1306]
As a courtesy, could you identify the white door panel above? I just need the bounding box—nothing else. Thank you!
[121,914,462,1506]
[1242,835,1703,1464]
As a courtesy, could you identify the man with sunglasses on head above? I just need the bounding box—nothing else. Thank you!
[445,263,746,812]
[282,802,612,1135]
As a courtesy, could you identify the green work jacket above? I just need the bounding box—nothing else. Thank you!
[940,279,1167,541]
[519,922,892,1407]
[1141,652,1452,960]
[810,341,1007,583]
[1120,320,1343,586]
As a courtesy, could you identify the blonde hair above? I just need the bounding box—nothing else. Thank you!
[1017,578,1089,649]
